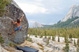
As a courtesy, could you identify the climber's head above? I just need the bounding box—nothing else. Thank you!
[17,19,20,23]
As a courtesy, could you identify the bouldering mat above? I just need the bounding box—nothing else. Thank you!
[16,46,38,52]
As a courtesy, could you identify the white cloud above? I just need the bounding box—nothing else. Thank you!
[32,0,42,2]
[17,3,48,14]
[14,0,79,15]
[14,0,65,14]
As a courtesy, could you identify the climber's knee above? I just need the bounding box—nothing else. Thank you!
[19,26,22,30]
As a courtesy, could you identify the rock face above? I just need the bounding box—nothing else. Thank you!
[0,44,23,52]
[0,0,28,44]
[0,45,9,52]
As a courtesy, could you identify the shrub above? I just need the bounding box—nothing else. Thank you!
[26,36,32,42]
[9,42,16,47]
[63,43,69,52]
[0,33,4,44]
[0,0,12,16]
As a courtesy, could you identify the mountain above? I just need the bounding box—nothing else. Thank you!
[61,5,79,22]
[52,5,79,28]
[32,22,43,28]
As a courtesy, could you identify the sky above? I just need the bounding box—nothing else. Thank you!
[14,0,79,27]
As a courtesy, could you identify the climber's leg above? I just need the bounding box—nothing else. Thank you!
[19,26,22,31]
[8,27,18,35]
[8,26,22,35]
[8,30,15,35]
[11,27,19,34]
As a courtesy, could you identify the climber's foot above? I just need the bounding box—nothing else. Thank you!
[8,33,11,35]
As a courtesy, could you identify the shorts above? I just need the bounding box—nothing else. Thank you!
[14,26,22,31]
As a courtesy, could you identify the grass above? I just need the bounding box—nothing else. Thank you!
[0,33,4,44]
[26,36,32,42]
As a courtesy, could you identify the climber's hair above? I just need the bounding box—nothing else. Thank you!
[17,19,20,23]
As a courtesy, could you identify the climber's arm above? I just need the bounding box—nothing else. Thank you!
[12,20,17,24]
[20,14,24,21]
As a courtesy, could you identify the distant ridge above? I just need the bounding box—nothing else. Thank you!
[43,5,79,28]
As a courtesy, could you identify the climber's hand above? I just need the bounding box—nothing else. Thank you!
[22,14,24,17]
[20,14,24,21]
[11,20,16,24]
[12,21,17,24]
[11,20,14,23]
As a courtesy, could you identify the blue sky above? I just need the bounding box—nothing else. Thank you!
[14,0,79,27]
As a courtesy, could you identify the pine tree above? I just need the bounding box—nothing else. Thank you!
[58,36,60,42]
[52,36,55,41]
[77,38,79,47]
[65,35,67,43]
[64,38,69,52]
[74,39,76,47]
[64,35,69,52]
[0,33,4,44]
[77,38,79,52]
[69,34,72,42]
[64,43,69,52]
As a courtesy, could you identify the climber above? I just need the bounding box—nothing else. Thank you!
[8,14,24,35]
